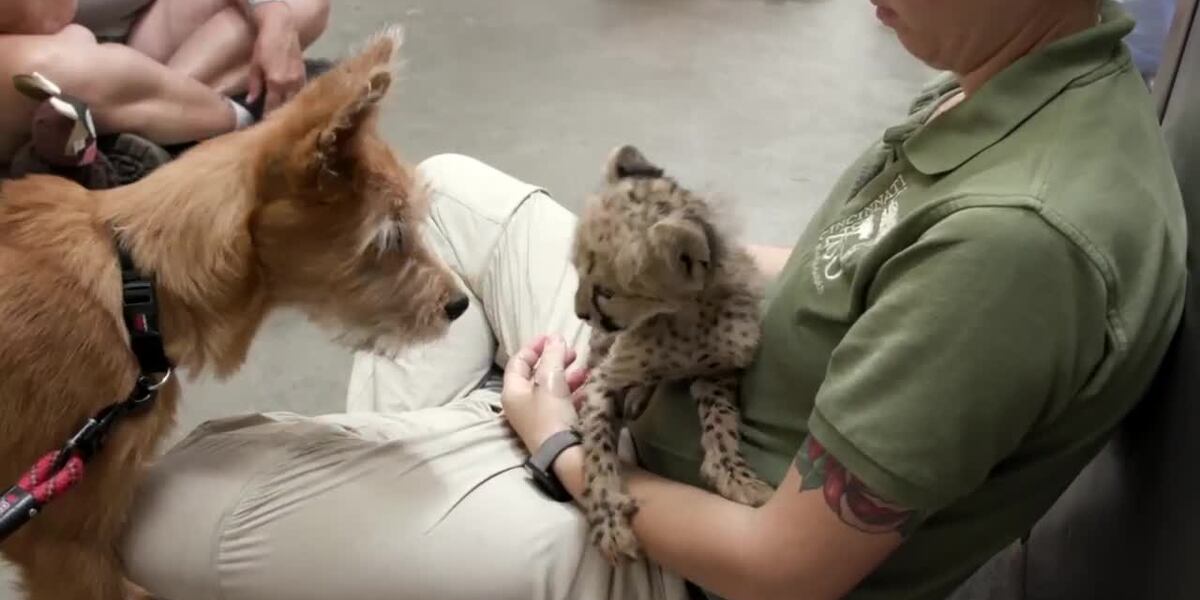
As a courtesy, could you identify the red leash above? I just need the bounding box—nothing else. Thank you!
[0,452,86,542]
[19,451,85,504]
[0,371,170,543]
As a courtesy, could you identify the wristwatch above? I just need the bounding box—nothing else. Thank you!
[524,430,582,502]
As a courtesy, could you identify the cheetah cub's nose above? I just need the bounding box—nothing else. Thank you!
[444,295,470,321]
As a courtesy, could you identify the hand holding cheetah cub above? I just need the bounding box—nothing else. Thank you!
[571,145,775,563]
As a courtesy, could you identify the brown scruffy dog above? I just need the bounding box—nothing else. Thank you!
[0,27,468,600]
[571,145,775,564]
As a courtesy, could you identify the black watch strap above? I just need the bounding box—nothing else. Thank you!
[524,430,582,502]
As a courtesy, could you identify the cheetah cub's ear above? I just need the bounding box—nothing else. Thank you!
[649,212,711,294]
[606,144,664,183]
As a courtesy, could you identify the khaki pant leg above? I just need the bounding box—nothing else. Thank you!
[122,394,687,600]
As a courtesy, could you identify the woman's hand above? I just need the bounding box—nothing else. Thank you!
[246,2,305,113]
[501,335,589,452]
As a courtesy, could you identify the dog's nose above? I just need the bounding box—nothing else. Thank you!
[444,295,470,321]
[576,311,590,321]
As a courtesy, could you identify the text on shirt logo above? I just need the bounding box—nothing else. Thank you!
[812,174,907,292]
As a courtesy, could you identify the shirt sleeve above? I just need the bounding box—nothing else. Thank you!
[807,205,1109,512]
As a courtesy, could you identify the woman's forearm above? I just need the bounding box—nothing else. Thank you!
[553,448,769,600]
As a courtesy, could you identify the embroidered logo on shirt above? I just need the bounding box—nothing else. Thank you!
[812,175,907,292]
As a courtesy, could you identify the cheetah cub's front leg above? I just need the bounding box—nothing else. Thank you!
[579,368,641,563]
[592,330,652,420]
[693,376,774,507]
[579,330,641,561]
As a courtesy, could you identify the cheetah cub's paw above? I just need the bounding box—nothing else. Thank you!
[702,456,775,507]
[588,492,641,563]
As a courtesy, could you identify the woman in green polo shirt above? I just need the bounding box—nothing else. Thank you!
[121,1,1184,599]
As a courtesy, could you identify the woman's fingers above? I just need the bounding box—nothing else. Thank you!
[534,336,571,396]
[504,334,548,385]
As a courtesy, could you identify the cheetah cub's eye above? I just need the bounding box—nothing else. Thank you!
[594,285,615,299]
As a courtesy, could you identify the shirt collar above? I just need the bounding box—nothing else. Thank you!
[898,0,1136,176]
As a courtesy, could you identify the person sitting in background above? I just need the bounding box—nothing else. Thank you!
[0,0,330,182]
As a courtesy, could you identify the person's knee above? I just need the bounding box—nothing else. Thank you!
[418,153,489,183]
[416,153,503,206]
[55,24,98,48]
[19,24,98,77]
[416,153,545,216]
[63,42,145,108]
[295,0,332,46]
[16,26,137,110]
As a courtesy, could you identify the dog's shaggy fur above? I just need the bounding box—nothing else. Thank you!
[0,27,466,600]
[571,146,774,563]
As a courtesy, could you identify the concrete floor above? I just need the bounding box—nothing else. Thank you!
[2,0,930,596]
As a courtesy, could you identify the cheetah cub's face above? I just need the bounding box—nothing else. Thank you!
[571,145,716,332]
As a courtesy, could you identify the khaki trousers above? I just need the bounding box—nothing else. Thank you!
[120,154,690,600]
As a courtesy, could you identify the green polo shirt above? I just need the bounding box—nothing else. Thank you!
[630,3,1186,599]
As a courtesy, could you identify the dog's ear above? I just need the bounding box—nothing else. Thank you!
[316,27,400,155]
[606,145,663,184]
[286,25,402,184]
[648,211,711,293]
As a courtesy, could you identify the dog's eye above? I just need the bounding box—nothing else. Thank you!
[372,220,404,255]
[594,285,615,300]
[389,224,404,252]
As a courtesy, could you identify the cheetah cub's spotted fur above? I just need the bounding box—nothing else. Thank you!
[571,145,774,563]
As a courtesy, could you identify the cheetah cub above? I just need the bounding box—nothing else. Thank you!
[571,145,774,563]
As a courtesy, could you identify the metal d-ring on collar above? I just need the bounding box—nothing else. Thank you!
[48,370,173,474]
